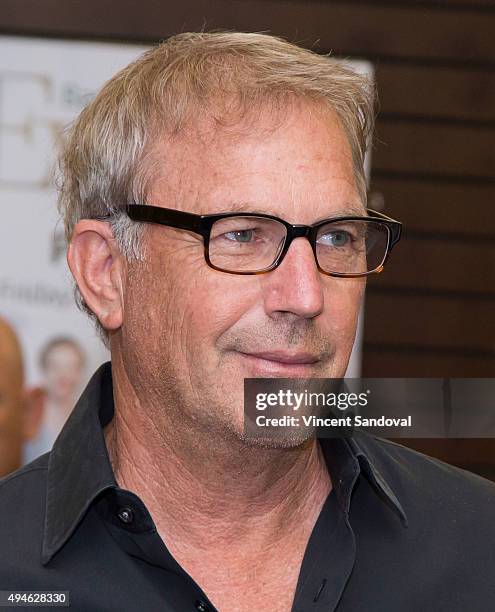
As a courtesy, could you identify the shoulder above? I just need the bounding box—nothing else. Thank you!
[0,452,49,500]
[361,432,495,492]
[355,431,495,528]
[0,454,49,575]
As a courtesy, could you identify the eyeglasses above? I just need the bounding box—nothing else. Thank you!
[109,204,402,277]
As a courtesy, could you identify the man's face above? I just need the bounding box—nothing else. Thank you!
[42,343,84,403]
[119,101,366,440]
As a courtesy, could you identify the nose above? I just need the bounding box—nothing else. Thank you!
[261,237,324,319]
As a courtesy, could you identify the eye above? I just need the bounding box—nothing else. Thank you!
[318,230,352,247]
[223,229,255,243]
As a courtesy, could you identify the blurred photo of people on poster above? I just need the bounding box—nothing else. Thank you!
[0,316,44,477]
[24,337,86,462]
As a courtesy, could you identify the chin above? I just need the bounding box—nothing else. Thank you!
[240,434,314,450]
[234,423,315,449]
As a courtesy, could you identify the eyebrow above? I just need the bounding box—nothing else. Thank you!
[313,207,367,223]
[221,201,367,221]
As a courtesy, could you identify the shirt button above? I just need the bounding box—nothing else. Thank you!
[117,506,134,524]
[195,600,211,612]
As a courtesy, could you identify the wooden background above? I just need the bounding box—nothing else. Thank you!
[1,0,494,477]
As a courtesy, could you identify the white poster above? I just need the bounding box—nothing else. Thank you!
[0,36,148,382]
[0,36,148,461]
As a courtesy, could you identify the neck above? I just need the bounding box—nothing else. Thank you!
[104,356,332,558]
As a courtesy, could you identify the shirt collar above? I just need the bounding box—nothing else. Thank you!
[318,434,408,528]
[42,362,116,565]
[42,362,407,565]
[347,434,409,528]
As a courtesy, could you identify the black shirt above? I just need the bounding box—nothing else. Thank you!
[1,362,494,611]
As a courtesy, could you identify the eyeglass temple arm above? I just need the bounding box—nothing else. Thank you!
[125,204,202,233]
[366,208,402,247]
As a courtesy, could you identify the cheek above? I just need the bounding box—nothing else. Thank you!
[182,273,256,361]
[323,279,364,343]
[125,243,256,363]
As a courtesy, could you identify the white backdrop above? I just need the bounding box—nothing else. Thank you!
[0,34,371,389]
[0,36,148,387]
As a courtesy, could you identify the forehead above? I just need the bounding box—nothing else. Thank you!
[44,343,83,364]
[148,100,363,222]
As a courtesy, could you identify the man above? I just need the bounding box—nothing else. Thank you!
[0,317,43,476]
[1,32,494,611]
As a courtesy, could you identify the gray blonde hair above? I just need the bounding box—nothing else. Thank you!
[57,31,377,346]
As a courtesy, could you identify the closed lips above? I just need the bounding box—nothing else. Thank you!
[239,352,320,364]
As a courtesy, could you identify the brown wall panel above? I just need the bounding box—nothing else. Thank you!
[334,1,495,7]
[362,348,495,377]
[364,291,495,351]
[369,179,495,236]
[373,237,495,294]
[375,64,495,122]
[374,121,495,178]
[1,1,495,63]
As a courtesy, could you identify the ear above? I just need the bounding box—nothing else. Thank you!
[67,220,126,332]
[22,386,45,441]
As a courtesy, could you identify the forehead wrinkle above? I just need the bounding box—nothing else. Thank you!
[199,200,366,222]
[195,173,363,220]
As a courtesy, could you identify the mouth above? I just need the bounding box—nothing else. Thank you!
[237,350,321,376]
